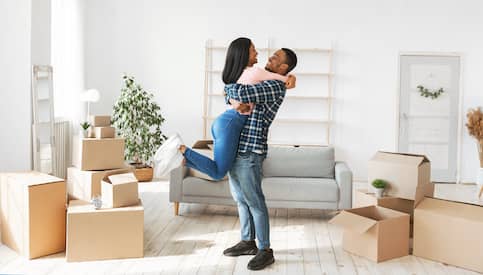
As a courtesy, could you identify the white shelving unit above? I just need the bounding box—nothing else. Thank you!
[203,39,334,146]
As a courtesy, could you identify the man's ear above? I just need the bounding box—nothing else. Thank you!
[280,63,289,74]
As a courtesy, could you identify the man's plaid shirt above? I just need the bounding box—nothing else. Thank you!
[224,80,286,156]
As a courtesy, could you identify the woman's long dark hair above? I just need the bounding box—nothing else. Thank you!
[222,37,251,84]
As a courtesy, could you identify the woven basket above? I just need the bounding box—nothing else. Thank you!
[134,166,153,182]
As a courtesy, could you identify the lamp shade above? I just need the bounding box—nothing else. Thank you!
[80,89,100,103]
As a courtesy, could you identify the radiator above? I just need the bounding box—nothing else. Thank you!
[53,119,71,179]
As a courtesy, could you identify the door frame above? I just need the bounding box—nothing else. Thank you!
[395,51,464,183]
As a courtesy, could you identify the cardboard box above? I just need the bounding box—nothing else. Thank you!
[72,137,125,171]
[354,189,415,219]
[413,197,483,273]
[101,172,139,208]
[67,166,133,202]
[94,126,116,138]
[0,172,66,259]
[90,115,111,127]
[368,151,431,201]
[188,140,227,181]
[66,199,144,262]
[329,205,410,262]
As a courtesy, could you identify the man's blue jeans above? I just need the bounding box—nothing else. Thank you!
[183,109,247,180]
[228,151,270,250]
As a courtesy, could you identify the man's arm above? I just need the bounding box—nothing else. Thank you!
[224,80,286,104]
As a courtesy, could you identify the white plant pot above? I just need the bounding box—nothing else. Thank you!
[81,130,88,138]
[375,188,384,198]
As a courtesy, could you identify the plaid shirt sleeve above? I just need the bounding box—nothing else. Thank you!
[224,80,286,104]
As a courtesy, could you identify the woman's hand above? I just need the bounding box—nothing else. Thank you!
[285,74,296,89]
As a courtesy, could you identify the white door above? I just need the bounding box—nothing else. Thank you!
[399,55,460,183]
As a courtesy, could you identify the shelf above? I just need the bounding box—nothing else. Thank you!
[408,141,448,145]
[203,116,331,125]
[267,142,329,147]
[405,115,450,119]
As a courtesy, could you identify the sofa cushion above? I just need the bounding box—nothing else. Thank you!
[182,176,231,197]
[263,145,335,178]
[262,177,338,202]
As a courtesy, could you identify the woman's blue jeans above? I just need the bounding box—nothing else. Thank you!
[183,109,247,180]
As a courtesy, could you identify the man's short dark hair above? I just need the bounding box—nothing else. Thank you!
[282,48,297,73]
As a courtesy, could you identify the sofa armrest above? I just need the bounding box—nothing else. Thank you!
[335,161,352,210]
[169,166,188,203]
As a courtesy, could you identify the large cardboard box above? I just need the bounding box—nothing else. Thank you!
[0,172,66,259]
[368,151,431,201]
[66,199,144,262]
[413,197,483,273]
[188,140,227,181]
[72,137,125,171]
[90,115,111,127]
[329,205,410,262]
[101,172,139,208]
[67,166,133,202]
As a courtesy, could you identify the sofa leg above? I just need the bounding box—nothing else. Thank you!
[174,202,180,216]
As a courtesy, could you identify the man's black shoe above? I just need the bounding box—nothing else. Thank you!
[247,248,275,270]
[223,240,258,256]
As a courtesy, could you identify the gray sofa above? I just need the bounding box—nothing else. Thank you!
[169,145,352,215]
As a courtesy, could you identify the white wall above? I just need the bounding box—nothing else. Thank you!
[0,0,32,172]
[51,0,85,126]
[83,0,483,182]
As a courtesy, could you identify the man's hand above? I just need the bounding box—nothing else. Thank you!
[229,98,254,115]
[285,74,296,89]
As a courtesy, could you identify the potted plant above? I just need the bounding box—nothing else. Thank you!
[112,75,167,182]
[466,107,483,167]
[371,179,387,198]
[80,122,91,138]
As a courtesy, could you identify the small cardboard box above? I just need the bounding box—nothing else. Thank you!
[90,115,111,127]
[368,151,431,201]
[72,137,125,171]
[0,172,66,259]
[413,197,483,273]
[101,172,139,208]
[329,205,410,262]
[188,140,227,181]
[94,126,116,138]
[66,199,144,262]
[67,166,133,202]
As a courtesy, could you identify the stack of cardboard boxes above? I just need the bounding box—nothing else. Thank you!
[331,151,483,273]
[66,115,144,262]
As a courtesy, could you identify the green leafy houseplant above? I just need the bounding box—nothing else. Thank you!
[112,75,167,169]
[80,122,91,138]
[371,179,387,198]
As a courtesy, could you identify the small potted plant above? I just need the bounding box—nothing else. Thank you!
[80,122,91,138]
[371,179,387,198]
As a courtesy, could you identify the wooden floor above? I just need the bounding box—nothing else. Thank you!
[0,181,482,275]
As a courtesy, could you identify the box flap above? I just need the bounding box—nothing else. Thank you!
[107,172,138,185]
[416,197,483,223]
[371,151,429,166]
[329,210,377,234]
[68,199,143,214]
[3,171,64,187]
[192,140,213,149]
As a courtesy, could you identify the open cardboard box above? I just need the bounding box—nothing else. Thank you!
[413,197,483,273]
[66,199,144,262]
[101,172,139,208]
[67,166,133,202]
[72,136,125,171]
[329,205,410,262]
[0,172,66,259]
[368,151,431,201]
[188,140,227,181]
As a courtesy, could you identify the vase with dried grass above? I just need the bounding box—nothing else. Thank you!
[466,107,483,168]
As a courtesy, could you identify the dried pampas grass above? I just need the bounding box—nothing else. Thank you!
[466,107,483,140]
